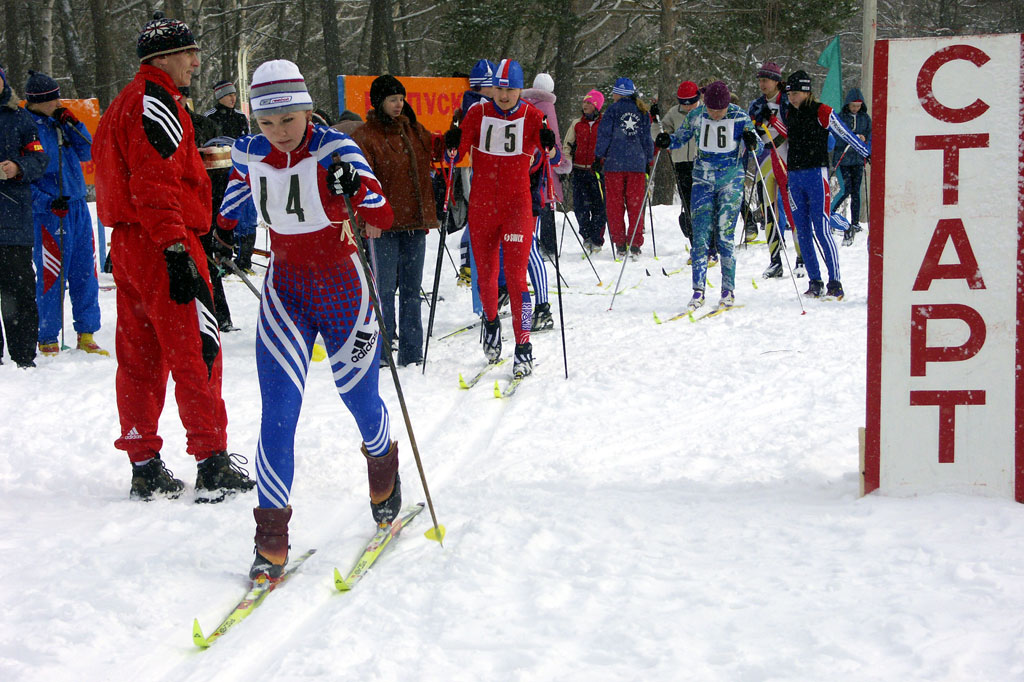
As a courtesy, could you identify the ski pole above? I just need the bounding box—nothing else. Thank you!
[557,200,601,286]
[542,154,569,379]
[338,190,445,545]
[609,149,661,311]
[753,149,804,315]
[422,156,457,374]
[646,172,657,259]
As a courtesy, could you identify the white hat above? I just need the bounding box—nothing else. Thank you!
[532,73,554,93]
[249,60,313,116]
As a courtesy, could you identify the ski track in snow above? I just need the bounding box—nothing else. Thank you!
[3,205,1024,681]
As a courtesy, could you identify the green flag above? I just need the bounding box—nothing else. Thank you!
[817,36,843,110]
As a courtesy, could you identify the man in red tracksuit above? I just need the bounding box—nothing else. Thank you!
[445,58,558,379]
[93,12,254,502]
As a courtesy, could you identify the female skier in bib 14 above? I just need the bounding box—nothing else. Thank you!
[217,60,398,580]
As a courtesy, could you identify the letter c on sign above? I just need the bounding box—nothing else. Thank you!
[916,45,990,123]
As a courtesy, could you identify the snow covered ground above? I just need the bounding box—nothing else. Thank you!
[3,205,1024,682]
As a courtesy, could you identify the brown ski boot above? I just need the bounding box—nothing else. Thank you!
[363,441,401,525]
[250,506,292,580]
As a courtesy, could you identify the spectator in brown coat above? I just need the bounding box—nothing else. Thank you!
[351,75,443,366]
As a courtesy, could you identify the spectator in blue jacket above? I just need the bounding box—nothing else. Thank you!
[24,70,107,358]
[831,87,871,246]
[0,64,49,368]
[593,77,654,259]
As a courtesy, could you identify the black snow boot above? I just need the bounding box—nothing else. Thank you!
[532,302,553,331]
[195,451,256,503]
[130,454,185,501]
[826,280,845,300]
[481,314,502,362]
[804,280,824,298]
[513,342,534,378]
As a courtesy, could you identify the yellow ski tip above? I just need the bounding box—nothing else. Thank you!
[334,567,352,592]
[493,380,501,398]
[424,524,447,543]
[751,277,759,290]
[192,618,210,648]
[458,372,469,389]
[312,343,327,362]
[687,311,696,323]
[653,311,663,325]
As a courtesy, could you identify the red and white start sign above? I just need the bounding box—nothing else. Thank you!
[865,33,1024,500]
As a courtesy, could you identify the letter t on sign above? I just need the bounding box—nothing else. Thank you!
[909,390,986,463]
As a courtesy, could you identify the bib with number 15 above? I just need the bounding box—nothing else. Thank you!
[478,115,526,157]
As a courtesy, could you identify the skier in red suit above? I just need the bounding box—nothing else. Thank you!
[93,12,255,502]
[445,58,559,379]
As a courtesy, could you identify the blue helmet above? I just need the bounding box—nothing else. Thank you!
[469,59,496,88]
[493,59,524,89]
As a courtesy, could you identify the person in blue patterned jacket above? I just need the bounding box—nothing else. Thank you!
[657,81,761,312]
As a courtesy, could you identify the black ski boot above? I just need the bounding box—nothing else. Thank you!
[364,441,401,525]
[532,302,553,331]
[481,314,502,362]
[513,342,534,378]
[762,261,783,279]
[826,280,845,300]
[195,451,256,503]
[804,280,824,298]
[130,454,185,501]
[250,506,291,580]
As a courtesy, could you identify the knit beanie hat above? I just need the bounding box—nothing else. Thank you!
[469,59,496,88]
[584,89,604,110]
[676,81,699,105]
[213,80,236,100]
[786,70,812,93]
[704,81,730,109]
[137,11,198,62]
[493,59,524,89]
[612,77,635,96]
[756,62,783,81]
[25,70,61,103]
[369,74,406,111]
[249,60,313,116]
[532,73,554,93]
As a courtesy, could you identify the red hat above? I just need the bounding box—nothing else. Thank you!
[676,81,699,104]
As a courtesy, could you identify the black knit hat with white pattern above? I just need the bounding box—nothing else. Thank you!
[137,11,198,62]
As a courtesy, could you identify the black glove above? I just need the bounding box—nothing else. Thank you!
[326,158,361,197]
[539,127,556,150]
[444,127,462,151]
[591,159,603,174]
[743,130,759,151]
[649,101,660,120]
[210,227,234,261]
[50,196,69,219]
[54,107,79,127]
[654,132,672,149]
[164,244,204,305]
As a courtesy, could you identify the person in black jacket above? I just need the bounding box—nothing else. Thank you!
[0,64,49,368]
[204,80,250,139]
[830,87,871,246]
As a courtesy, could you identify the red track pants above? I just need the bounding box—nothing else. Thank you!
[603,171,646,248]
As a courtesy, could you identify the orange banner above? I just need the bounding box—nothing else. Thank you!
[339,75,471,167]
[20,98,101,185]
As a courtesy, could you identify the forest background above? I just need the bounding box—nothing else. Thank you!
[3,0,1022,204]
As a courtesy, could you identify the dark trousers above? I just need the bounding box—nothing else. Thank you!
[571,168,606,245]
[538,206,556,254]
[200,232,233,330]
[832,165,864,225]
[673,161,694,242]
[370,229,426,366]
[0,245,39,366]
[235,233,257,271]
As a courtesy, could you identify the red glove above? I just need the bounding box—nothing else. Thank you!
[50,196,69,219]
[54,107,79,127]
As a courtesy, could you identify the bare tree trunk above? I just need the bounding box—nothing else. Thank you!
[57,0,90,97]
[369,0,400,74]
[3,0,25,93]
[320,0,343,116]
[653,0,676,206]
[552,0,577,152]
[90,0,114,107]
[39,0,55,74]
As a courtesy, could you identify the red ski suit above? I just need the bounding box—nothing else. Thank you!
[454,99,546,344]
[94,65,226,463]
